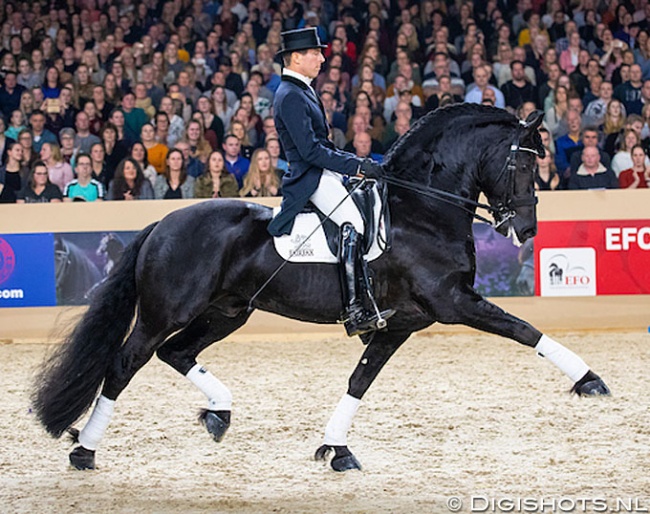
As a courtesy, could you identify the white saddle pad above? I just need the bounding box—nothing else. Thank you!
[272,188,388,264]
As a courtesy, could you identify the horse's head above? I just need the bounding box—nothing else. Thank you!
[489,110,545,245]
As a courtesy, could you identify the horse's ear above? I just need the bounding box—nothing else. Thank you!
[523,110,545,131]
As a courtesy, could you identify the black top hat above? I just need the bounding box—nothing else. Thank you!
[277,28,327,56]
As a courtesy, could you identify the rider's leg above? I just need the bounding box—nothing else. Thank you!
[310,171,393,337]
[309,170,364,232]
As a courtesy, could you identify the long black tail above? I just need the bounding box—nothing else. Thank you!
[31,222,158,437]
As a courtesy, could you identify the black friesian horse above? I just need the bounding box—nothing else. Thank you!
[32,104,609,472]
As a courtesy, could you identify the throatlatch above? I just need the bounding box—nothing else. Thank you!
[339,223,394,337]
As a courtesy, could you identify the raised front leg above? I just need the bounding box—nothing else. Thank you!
[439,289,610,396]
[316,331,411,471]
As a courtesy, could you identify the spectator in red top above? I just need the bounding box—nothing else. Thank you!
[619,144,650,188]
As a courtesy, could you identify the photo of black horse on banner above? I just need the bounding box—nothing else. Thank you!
[32,104,610,473]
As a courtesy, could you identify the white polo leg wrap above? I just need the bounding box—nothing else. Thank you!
[535,334,590,383]
[78,395,115,451]
[186,364,232,411]
[323,394,360,446]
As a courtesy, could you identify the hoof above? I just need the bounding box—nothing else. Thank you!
[315,445,362,472]
[199,409,230,442]
[69,446,96,470]
[572,371,611,397]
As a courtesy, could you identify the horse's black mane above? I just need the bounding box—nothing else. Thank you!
[383,103,518,176]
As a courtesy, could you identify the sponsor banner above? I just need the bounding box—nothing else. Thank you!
[473,223,534,297]
[54,231,138,305]
[539,247,596,297]
[535,220,650,296]
[0,224,529,309]
[0,233,56,307]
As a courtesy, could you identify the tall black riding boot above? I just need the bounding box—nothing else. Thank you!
[339,224,394,337]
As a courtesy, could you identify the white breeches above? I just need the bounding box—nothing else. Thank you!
[309,170,364,233]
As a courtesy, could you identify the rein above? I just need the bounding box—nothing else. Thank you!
[382,131,539,228]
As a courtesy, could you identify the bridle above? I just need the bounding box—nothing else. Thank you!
[382,126,539,228]
[488,128,540,229]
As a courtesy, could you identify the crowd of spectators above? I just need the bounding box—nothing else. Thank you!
[1,0,650,205]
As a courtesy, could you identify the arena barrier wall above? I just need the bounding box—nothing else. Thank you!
[1,191,649,340]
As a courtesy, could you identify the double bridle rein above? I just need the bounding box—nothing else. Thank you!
[381,128,539,229]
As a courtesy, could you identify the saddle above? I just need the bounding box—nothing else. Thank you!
[272,179,391,263]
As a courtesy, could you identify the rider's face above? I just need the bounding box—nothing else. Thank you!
[293,48,325,79]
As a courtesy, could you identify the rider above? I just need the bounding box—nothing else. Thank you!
[269,28,394,337]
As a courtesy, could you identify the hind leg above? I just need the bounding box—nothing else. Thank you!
[70,321,169,470]
[316,331,411,471]
[156,310,251,443]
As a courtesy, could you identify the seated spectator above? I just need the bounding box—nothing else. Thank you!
[107,157,155,200]
[602,99,627,156]
[229,120,254,160]
[544,85,569,139]
[584,81,614,126]
[619,144,650,188]
[558,31,583,75]
[613,63,643,114]
[195,95,225,148]
[154,148,195,199]
[63,153,105,202]
[30,110,58,153]
[0,142,25,203]
[424,74,463,111]
[121,92,148,143]
[239,148,281,198]
[140,123,168,174]
[184,119,213,163]
[89,142,109,189]
[568,146,619,190]
[83,102,103,136]
[211,86,235,131]
[568,127,612,176]
[222,133,250,188]
[74,111,101,154]
[41,66,62,99]
[92,85,114,122]
[611,128,649,176]
[0,71,27,121]
[134,82,156,120]
[16,160,63,203]
[130,142,158,187]
[40,142,74,192]
[464,64,506,109]
[554,108,583,178]
[194,150,240,199]
[174,140,205,179]
[535,150,560,190]
[265,137,289,174]
[17,129,38,171]
[383,115,411,150]
[5,109,27,141]
[352,131,383,162]
[17,93,36,127]
[501,60,539,113]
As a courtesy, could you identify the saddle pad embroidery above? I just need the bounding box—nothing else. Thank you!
[272,189,387,264]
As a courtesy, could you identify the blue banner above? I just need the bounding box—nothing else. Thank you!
[0,233,57,307]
